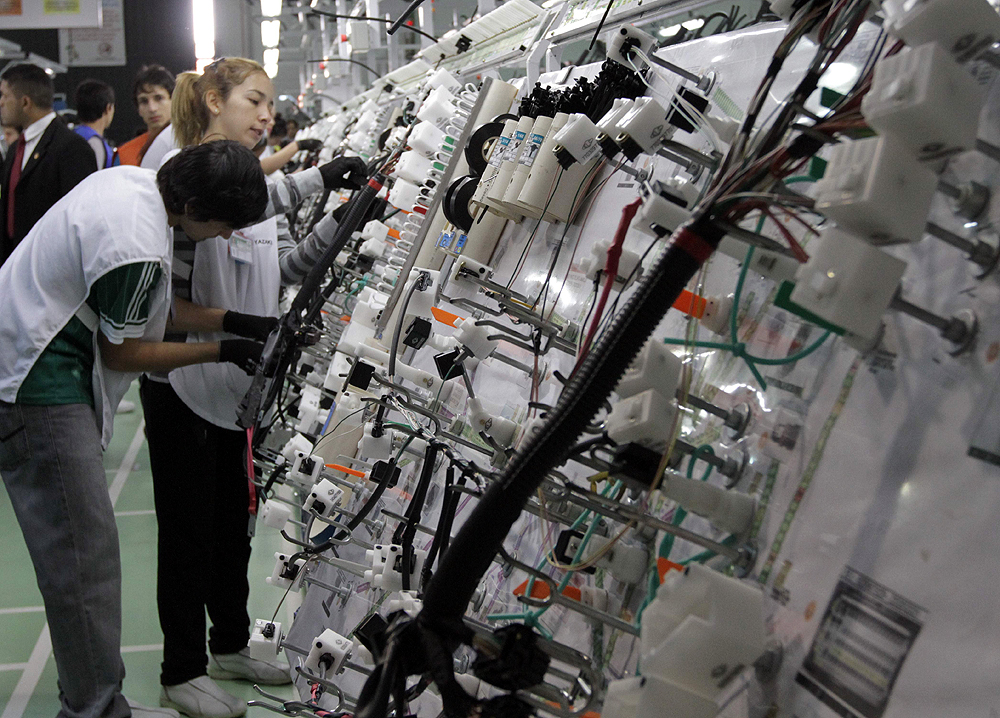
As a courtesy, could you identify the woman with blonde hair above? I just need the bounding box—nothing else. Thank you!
[139,57,366,718]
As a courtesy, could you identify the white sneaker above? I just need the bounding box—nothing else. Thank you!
[208,647,292,685]
[116,399,137,414]
[126,697,180,718]
[159,676,246,718]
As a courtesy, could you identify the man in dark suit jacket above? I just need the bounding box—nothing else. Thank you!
[0,63,97,265]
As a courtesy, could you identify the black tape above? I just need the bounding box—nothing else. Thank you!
[465,121,504,175]
[443,174,479,232]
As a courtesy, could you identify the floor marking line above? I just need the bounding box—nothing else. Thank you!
[0,664,28,673]
[1,420,145,718]
[114,509,156,517]
[120,644,164,654]
[0,607,44,616]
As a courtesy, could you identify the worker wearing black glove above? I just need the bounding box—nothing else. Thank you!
[222,310,279,341]
[319,156,368,191]
[218,339,264,375]
[296,138,324,152]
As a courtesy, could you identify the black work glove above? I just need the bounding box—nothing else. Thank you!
[219,339,264,375]
[222,310,278,341]
[319,156,368,191]
[296,138,323,152]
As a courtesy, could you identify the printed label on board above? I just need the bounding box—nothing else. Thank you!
[518,133,545,167]
[455,233,468,253]
[792,566,925,718]
[488,136,511,168]
[504,130,527,162]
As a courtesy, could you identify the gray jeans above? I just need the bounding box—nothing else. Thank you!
[0,402,129,718]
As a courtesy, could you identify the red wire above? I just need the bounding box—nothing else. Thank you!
[246,427,258,516]
[573,198,642,373]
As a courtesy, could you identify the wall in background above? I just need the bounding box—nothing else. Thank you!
[0,0,195,144]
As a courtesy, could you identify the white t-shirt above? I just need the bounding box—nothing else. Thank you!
[141,124,178,171]
[158,149,282,430]
[0,167,172,446]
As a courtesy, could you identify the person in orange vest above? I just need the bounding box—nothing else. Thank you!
[118,65,174,167]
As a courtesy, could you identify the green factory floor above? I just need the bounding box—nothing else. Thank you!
[0,384,298,717]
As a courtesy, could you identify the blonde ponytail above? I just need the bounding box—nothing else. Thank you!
[171,71,208,148]
[170,59,268,148]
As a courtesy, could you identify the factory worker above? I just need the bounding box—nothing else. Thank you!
[139,57,366,718]
[0,140,268,718]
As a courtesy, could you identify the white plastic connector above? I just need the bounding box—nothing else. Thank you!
[863,41,985,160]
[813,134,937,244]
[295,386,322,434]
[280,433,313,464]
[597,98,636,138]
[718,237,799,283]
[304,629,353,675]
[882,0,1000,62]
[617,338,683,400]
[609,25,657,65]
[450,256,493,284]
[638,564,765,718]
[568,534,649,584]
[635,178,696,237]
[661,474,755,535]
[387,589,423,616]
[453,317,499,359]
[790,226,907,349]
[359,423,395,461]
[552,113,602,166]
[249,619,282,661]
[258,500,292,530]
[616,97,670,158]
[468,397,518,447]
[290,452,324,488]
[364,544,428,592]
[304,478,345,518]
[580,239,643,288]
[266,552,306,591]
[699,295,733,336]
[606,389,678,449]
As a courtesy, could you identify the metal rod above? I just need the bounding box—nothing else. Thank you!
[889,294,950,332]
[647,51,702,85]
[681,392,729,421]
[926,221,975,255]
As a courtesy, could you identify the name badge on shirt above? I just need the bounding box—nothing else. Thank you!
[229,232,254,264]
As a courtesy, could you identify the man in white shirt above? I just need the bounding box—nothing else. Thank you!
[0,62,97,263]
[0,141,270,718]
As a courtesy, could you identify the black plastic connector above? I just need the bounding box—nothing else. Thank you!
[609,442,663,490]
[370,459,401,489]
[403,317,432,350]
[472,624,550,691]
[346,360,376,391]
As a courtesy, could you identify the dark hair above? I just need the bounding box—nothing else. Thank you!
[74,79,115,123]
[270,117,288,138]
[156,140,267,229]
[0,63,54,110]
[133,64,175,105]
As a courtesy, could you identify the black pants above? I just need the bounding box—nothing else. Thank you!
[139,377,252,687]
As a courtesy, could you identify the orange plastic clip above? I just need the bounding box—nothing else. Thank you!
[656,558,684,584]
[431,306,461,327]
[324,463,367,478]
[512,579,583,603]
[672,289,708,319]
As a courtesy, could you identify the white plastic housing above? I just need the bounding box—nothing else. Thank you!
[304,478,345,518]
[597,98,636,137]
[635,178,696,236]
[638,564,764,718]
[249,619,282,661]
[609,24,657,65]
[718,237,799,283]
[661,474,755,535]
[580,239,643,288]
[266,552,306,591]
[468,397,518,447]
[617,97,670,153]
[699,295,733,336]
[791,227,907,347]
[258,500,292,530]
[304,629,353,675]
[883,0,1000,63]
[606,389,678,449]
[359,423,395,461]
[617,339,683,400]
[602,677,643,718]
[364,544,428,591]
[290,451,324,488]
[862,42,985,158]
[280,433,313,464]
[409,121,448,158]
[388,589,423,616]
[454,317,499,359]
[814,134,936,244]
[553,113,602,165]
